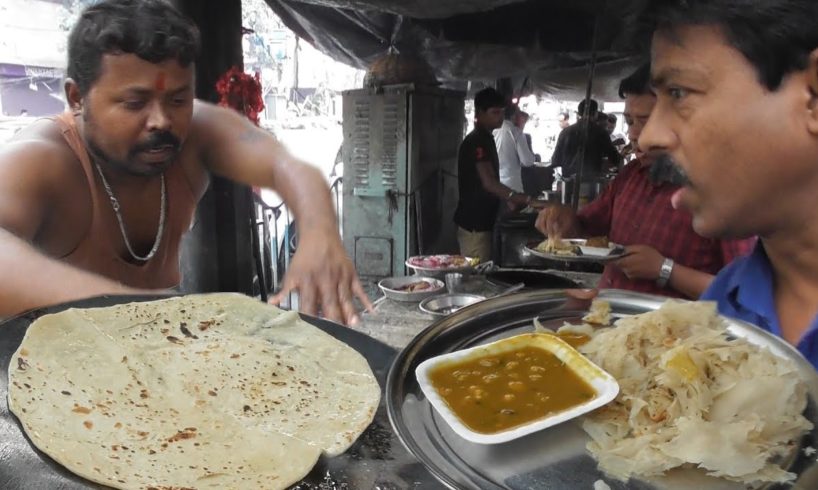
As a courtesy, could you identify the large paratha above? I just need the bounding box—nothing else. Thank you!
[8,293,381,489]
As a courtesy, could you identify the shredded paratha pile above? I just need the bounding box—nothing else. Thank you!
[579,301,812,485]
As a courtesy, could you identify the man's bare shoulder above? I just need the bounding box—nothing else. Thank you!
[4,117,79,174]
[189,99,262,141]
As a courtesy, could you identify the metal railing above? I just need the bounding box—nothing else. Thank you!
[252,176,343,306]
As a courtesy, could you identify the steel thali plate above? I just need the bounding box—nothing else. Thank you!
[0,295,441,489]
[524,241,627,264]
[386,289,818,490]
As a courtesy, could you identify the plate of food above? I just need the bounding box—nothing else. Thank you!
[378,276,445,302]
[387,290,818,490]
[406,254,479,277]
[526,236,627,263]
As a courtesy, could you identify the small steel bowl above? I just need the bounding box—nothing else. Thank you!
[378,276,445,302]
[405,256,477,279]
[419,293,486,317]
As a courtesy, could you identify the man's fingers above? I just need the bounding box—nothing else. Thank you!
[317,272,345,324]
[338,282,360,326]
[336,273,369,326]
[535,211,548,235]
[298,280,318,317]
[269,278,296,305]
[352,277,373,312]
[564,288,598,310]
[320,294,344,324]
[565,288,599,300]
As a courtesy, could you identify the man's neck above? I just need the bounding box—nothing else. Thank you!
[764,216,818,343]
[474,122,491,133]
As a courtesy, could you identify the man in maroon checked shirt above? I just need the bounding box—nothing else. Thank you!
[536,65,754,299]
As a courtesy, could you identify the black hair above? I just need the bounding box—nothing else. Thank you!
[504,103,519,120]
[67,0,201,95]
[618,63,652,98]
[607,113,618,123]
[474,88,507,113]
[642,0,818,91]
[577,99,598,116]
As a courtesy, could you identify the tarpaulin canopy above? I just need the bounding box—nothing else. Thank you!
[264,0,649,99]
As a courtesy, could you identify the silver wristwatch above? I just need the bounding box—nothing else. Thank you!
[656,257,675,288]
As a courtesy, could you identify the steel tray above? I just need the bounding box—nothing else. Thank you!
[386,289,818,490]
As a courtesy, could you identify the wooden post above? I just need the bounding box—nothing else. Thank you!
[173,0,257,295]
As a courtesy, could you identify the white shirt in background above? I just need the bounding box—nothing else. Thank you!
[494,120,536,193]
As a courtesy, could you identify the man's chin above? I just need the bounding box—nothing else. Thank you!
[128,160,174,177]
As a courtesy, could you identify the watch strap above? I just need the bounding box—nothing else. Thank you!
[656,257,674,288]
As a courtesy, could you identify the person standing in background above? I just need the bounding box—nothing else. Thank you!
[454,89,530,262]
[495,105,537,193]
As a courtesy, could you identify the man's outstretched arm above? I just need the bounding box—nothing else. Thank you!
[192,101,372,325]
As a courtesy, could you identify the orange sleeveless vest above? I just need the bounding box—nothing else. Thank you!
[51,112,197,289]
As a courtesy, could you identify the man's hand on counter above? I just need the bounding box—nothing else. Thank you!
[270,227,373,326]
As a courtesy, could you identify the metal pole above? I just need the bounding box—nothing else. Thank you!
[571,7,604,211]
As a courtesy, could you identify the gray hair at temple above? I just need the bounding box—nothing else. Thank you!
[66,0,201,95]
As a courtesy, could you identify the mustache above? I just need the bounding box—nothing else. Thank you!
[649,153,691,186]
[130,131,181,154]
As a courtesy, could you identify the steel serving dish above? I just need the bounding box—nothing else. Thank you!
[378,276,445,302]
[406,255,478,278]
[386,289,818,490]
[418,293,486,317]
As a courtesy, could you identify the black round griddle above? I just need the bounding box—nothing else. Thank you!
[0,295,442,490]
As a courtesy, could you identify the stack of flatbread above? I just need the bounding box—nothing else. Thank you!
[8,293,381,489]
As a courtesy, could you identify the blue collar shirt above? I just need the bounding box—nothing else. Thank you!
[701,243,818,371]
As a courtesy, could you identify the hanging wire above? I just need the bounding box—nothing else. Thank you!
[571,2,605,211]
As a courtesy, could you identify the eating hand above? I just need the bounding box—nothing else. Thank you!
[535,205,579,239]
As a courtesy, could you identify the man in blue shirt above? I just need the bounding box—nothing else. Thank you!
[638,1,818,370]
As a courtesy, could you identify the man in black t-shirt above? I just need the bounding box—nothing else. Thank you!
[551,99,623,179]
[454,88,531,262]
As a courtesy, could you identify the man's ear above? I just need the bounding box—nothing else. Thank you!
[805,49,818,136]
[64,79,83,114]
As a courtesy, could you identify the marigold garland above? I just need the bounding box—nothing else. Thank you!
[215,66,265,126]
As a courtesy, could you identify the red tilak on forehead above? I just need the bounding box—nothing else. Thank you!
[155,72,166,91]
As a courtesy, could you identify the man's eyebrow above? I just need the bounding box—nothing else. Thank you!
[167,84,192,96]
[121,87,152,97]
[651,66,708,89]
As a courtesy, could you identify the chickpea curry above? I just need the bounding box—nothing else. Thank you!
[555,331,590,348]
[428,346,597,434]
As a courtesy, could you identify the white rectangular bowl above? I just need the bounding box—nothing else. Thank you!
[415,333,619,444]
